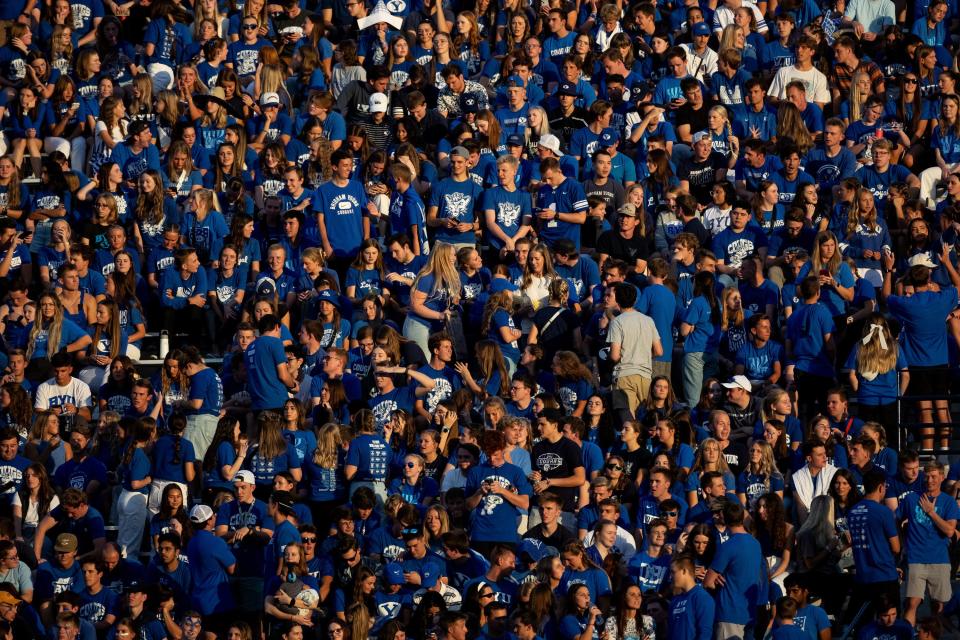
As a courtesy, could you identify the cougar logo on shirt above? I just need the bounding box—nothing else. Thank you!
[443,192,472,220]
[497,202,521,228]
[234,49,259,75]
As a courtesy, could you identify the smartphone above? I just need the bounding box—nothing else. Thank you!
[819,269,830,277]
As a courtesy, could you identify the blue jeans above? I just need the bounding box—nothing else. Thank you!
[683,351,718,404]
[403,316,432,359]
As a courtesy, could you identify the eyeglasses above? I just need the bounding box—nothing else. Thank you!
[605,463,623,471]
[480,591,495,599]
[301,537,317,543]
[329,629,344,635]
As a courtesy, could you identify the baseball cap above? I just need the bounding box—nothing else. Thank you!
[460,93,479,114]
[721,375,752,393]
[516,538,550,565]
[126,120,150,141]
[125,580,148,594]
[233,470,256,485]
[260,92,281,107]
[190,504,215,524]
[54,533,78,553]
[271,490,296,513]
[692,21,711,36]
[617,203,638,218]
[368,92,389,113]
[558,81,578,97]
[600,127,620,146]
[538,133,563,157]
[421,565,440,589]
[316,288,342,308]
[450,145,470,160]
[692,130,711,144]
[506,75,525,88]
[0,591,21,606]
[385,563,405,585]
[256,277,277,298]
[506,134,524,147]
[908,252,938,268]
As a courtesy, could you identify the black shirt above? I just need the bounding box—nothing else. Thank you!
[677,152,725,203]
[548,107,591,150]
[596,229,653,267]
[531,437,585,512]
[523,522,578,549]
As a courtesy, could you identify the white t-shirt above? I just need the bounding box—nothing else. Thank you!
[767,65,831,104]
[34,377,93,413]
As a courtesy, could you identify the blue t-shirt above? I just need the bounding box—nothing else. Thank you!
[844,346,905,406]
[480,186,532,250]
[429,177,483,246]
[120,447,150,495]
[712,225,769,269]
[188,367,222,416]
[786,302,836,377]
[709,532,764,625]
[888,287,958,367]
[897,491,960,564]
[151,434,196,483]
[345,433,390,482]
[465,461,532,543]
[315,179,368,258]
[244,335,289,410]
[849,498,899,583]
[535,179,589,250]
[185,529,236,614]
[669,585,715,640]
[683,296,720,353]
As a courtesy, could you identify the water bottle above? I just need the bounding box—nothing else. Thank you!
[159,330,170,359]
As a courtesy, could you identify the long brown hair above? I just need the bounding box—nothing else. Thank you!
[91,300,123,360]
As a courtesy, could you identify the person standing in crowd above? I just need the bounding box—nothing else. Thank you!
[0,3,955,638]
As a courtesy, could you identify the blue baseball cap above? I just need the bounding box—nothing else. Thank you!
[385,563,405,585]
[600,127,620,146]
[421,565,440,589]
[506,75,525,88]
[692,21,711,36]
[489,278,519,294]
[558,81,578,97]
[516,538,550,565]
[506,134,525,147]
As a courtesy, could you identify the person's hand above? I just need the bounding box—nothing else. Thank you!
[749,125,761,139]
[292,614,313,626]
[96,355,111,366]
[882,249,895,271]
[695,565,707,580]
[589,605,602,619]
[537,208,556,221]
[323,241,334,257]
[919,493,937,515]
[862,31,876,41]
[63,403,77,415]
[235,526,250,541]
[404,571,422,585]
[453,361,471,379]
[940,243,953,267]
[456,222,473,233]
[238,439,249,458]
[161,598,175,613]
[852,21,864,37]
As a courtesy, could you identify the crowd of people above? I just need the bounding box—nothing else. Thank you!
[0,0,958,638]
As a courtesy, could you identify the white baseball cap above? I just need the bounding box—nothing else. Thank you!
[538,133,563,157]
[369,92,389,113]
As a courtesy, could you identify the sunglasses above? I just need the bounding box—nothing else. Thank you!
[660,510,679,517]
[406,461,417,468]
[605,463,623,471]
[243,23,258,29]
[904,78,918,84]
[302,537,317,543]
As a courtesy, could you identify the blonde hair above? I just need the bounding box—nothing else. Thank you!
[413,242,462,300]
[856,313,898,378]
[720,287,743,331]
[846,187,878,237]
[27,294,65,362]
[847,72,872,123]
[313,423,343,467]
[691,437,732,476]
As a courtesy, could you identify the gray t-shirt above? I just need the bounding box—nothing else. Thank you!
[607,310,660,379]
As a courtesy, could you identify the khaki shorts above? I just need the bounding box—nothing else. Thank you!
[906,563,952,602]
[612,374,650,414]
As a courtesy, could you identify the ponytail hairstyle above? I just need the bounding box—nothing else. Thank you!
[167,412,187,466]
[121,419,153,468]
